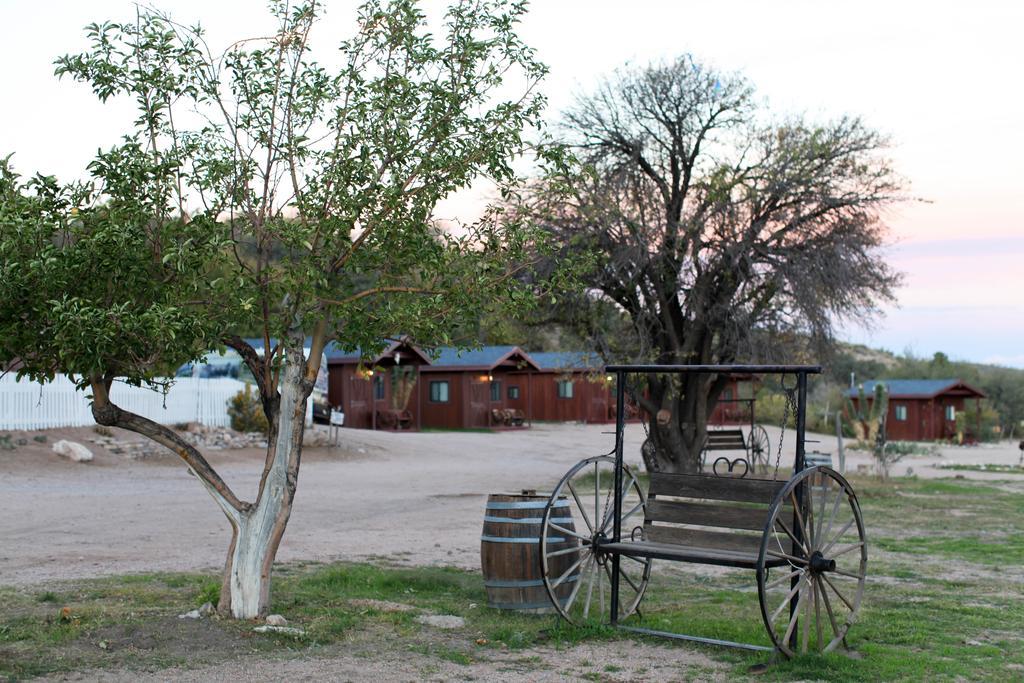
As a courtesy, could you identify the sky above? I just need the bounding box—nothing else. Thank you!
[0,0,1020,367]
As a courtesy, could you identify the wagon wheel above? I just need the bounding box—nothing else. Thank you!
[540,455,651,624]
[756,466,867,657]
[747,425,770,474]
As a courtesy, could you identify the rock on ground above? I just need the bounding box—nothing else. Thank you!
[52,440,93,463]
[414,614,465,629]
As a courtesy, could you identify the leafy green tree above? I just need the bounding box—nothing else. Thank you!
[0,0,565,618]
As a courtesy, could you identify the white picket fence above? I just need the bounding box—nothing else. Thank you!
[0,374,250,430]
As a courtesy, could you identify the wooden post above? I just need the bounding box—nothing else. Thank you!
[835,411,846,474]
[416,365,422,431]
[527,371,533,427]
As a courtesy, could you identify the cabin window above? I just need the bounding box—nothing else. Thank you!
[508,386,520,400]
[723,388,733,401]
[557,379,574,399]
[490,380,502,402]
[894,404,907,421]
[945,405,956,421]
[373,374,385,400]
[429,381,449,403]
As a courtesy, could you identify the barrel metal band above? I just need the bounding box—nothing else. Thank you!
[483,516,574,525]
[484,576,579,589]
[488,600,570,610]
[480,535,566,544]
[486,501,569,510]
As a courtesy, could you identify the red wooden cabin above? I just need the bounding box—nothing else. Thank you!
[326,339,431,430]
[846,379,986,442]
[520,351,609,424]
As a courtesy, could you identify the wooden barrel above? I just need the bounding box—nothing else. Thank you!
[480,492,580,613]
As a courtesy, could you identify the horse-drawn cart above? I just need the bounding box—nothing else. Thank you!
[538,364,867,657]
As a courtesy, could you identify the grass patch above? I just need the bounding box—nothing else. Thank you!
[1,475,1022,681]
[936,463,1024,474]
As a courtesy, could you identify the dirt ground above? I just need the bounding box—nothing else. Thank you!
[1,422,1022,587]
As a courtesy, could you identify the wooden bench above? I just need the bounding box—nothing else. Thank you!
[491,408,526,427]
[703,428,747,452]
[803,451,832,469]
[598,471,790,569]
[377,408,412,430]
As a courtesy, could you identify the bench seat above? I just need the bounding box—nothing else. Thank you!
[598,540,789,568]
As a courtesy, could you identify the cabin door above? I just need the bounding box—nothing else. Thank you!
[467,378,490,428]
[348,375,372,428]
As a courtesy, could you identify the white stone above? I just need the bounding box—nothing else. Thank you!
[253,625,304,636]
[52,440,93,463]
[415,614,465,629]
[178,609,202,619]
[265,614,287,626]
[198,602,215,616]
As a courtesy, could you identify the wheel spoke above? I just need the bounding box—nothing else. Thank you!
[581,557,597,619]
[828,541,864,559]
[789,491,812,551]
[617,561,643,596]
[804,479,815,550]
[552,554,587,588]
[820,519,857,556]
[765,568,802,591]
[814,579,838,647]
[606,500,645,534]
[766,549,809,565]
[814,475,830,550]
[801,577,811,654]
[547,545,585,559]
[830,568,866,581]
[547,522,590,542]
[776,517,809,555]
[770,572,808,623]
[820,484,844,551]
[814,574,824,651]
[817,577,843,647]
[821,573,855,612]
[782,589,802,647]
[600,475,634,532]
[563,554,593,614]
[567,482,594,534]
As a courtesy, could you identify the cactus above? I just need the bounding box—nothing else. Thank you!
[842,383,889,446]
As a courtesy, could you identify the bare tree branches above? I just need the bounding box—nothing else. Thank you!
[518,55,905,471]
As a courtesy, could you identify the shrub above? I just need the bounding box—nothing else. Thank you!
[227,384,269,434]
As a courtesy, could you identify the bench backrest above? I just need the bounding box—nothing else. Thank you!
[702,429,747,451]
[644,472,789,554]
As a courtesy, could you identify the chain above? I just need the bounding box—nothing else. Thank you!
[771,378,798,481]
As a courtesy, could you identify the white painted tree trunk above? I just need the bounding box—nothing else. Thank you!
[222,344,309,619]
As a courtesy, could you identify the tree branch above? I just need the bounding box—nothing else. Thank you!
[90,377,249,519]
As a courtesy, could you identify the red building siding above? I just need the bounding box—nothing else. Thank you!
[849,380,985,442]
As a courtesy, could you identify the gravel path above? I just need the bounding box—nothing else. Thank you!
[1,422,1022,587]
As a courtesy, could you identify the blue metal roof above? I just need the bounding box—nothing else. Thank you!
[236,338,602,372]
[845,379,968,399]
[529,351,604,371]
[427,345,523,368]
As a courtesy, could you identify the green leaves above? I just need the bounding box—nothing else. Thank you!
[3,0,565,391]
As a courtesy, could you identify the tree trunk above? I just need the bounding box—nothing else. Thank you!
[90,333,317,620]
[638,372,722,475]
[218,339,310,619]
